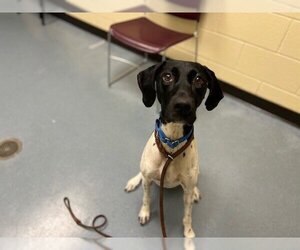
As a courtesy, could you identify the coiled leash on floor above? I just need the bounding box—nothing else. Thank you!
[63,131,194,238]
[63,197,111,238]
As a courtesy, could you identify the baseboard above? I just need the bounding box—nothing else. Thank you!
[51,13,300,127]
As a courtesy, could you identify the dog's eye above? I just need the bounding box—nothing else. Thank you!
[193,75,205,88]
[162,73,174,85]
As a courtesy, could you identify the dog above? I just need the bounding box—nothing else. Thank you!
[125,60,223,238]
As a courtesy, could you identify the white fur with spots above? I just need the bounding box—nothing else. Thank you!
[125,122,201,238]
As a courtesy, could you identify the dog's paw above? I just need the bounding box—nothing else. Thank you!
[193,187,202,203]
[138,206,150,225]
[124,182,137,192]
[124,174,142,192]
[184,238,196,250]
[184,227,195,238]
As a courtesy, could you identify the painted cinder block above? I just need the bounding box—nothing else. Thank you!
[216,13,291,51]
[196,29,244,68]
[279,12,300,21]
[279,20,300,60]
[237,45,300,93]
[164,45,196,62]
[68,13,110,31]
[204,60,261,94]
[276,0,300,8]
[198,13,222,32]
[257,83,300,113]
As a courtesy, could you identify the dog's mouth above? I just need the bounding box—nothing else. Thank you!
[178,113,196,125]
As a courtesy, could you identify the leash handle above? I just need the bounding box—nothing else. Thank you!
[63,197,111,238]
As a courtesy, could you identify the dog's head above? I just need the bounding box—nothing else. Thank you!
[137,60,224,125]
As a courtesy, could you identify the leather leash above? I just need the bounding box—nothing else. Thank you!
[155,130,194,237]
[63,197,111,237]
[63,131,194,238]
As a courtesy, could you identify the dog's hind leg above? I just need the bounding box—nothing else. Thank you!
[124,172,142,192]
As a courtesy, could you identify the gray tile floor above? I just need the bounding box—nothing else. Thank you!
[0,14,299,238]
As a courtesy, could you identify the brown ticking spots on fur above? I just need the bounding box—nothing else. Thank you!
[183,152,186,158]
[153,143,156,146]
[191,145,192,148]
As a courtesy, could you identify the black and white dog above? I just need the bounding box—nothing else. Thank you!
[125,60,223,237]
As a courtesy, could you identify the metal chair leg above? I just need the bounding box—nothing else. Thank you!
[107,31,112,87]
[156,51,166,114]
[143,52,148,63]
[39,0,45,25]
[39,13,45,25]
[107,35,149,87]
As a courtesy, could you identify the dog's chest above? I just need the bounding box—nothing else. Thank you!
[153,156,193,188]
[141,132,198,188]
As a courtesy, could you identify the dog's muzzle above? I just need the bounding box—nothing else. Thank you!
[171,102,196,124]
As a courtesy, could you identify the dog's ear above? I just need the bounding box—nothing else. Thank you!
[137,63,163,107]
[203,66,224,111]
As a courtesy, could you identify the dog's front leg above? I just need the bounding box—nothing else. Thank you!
[138,176,151,225]
[183,186,195,238]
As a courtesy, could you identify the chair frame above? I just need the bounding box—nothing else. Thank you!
[107,31,150,86]
[107,16,200,87]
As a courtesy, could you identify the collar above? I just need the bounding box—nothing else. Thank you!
[155,119,194,149]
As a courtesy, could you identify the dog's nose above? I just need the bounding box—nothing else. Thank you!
[174,102,192,113]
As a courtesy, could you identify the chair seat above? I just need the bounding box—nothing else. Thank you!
[110,17,194,54]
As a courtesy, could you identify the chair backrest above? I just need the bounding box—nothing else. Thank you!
[169,13,200,21]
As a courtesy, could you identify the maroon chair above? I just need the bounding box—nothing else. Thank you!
[107,13,200,86]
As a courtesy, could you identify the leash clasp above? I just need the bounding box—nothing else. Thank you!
[167,154,174,160]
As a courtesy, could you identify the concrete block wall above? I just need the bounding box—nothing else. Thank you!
[69,13,300,113]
